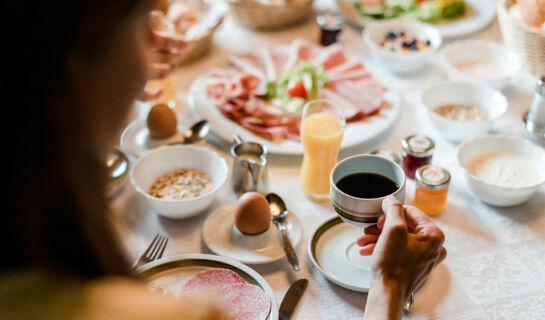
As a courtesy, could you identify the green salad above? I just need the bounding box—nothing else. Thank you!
[350,0,466,23]
[265,62,328,116]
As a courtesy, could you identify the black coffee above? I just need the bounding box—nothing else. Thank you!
[336,173,399,199]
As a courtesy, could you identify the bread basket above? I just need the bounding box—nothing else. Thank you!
[497,0,545,77]
[228,0,314,29]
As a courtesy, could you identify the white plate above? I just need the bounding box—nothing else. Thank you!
[136,253,278,320]
[120,119,200,158]
[188,74,401,155]
[308,217,372,292]
[203,203,303,264]
[338,0,496,38]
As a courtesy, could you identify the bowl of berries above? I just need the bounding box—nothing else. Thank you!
[363,19,442,74]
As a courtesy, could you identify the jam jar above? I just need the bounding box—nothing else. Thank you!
[316,12,344,46]
[401,135,435,179]
[414,165,450,215]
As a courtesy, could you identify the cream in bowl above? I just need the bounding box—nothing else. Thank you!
[440,40,522,90]
[422,81,508,142]
[457,135,545,207]
[363,19,442,74]
[131,145,228,219]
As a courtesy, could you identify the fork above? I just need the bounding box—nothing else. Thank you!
[131,234,169,271]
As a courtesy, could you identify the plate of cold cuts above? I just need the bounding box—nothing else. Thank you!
[136,253,278,320]
[188,38,401,155]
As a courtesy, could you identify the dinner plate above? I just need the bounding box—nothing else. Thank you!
[202,203,303,264]
[308,216,372,292]
[188,74,401,155]
[120,118,202,158]
[135,253,279,320]
[337,0,496,38]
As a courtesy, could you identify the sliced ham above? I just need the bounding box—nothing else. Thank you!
[283,39,322,72]
[326,61,368,79]
[180,268,246,297]
[333,80,384,115]
[319,88,366,122]
[216,283,271,320]
[311,44,346,70]
[328,69,372,83]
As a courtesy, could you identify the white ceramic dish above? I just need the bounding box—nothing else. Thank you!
[457,135,545,206]
[422,81,508,142]
[308,217,372,292]
[202,203,303,264]
[330,154,406,228]
[188,74,401,155]
[120,118,206,158]
[131,145,228,218]
[136,253,278,320]
[363,19,442,74]
[440,40,522,90]
[337,0,496,38]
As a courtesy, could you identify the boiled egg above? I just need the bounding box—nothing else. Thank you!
[147,103,178,139]
[234,192,271,235]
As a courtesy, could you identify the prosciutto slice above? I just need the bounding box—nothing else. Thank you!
[206,38,385,142]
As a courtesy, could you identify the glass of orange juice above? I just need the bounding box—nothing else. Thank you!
[301,99,345,201]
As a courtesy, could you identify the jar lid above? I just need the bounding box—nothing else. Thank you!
[370,149,401,164]
[416,165,450,189]
[402,135,435,157]
[316,11,344,30]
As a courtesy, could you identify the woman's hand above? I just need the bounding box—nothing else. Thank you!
[358,196,446,320]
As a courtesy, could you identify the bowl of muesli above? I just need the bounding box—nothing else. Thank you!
[131,145,228,219]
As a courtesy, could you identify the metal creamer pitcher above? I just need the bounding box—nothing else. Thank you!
[230,135,269,196]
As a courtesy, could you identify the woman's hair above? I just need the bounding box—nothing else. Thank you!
[2,0,147,278]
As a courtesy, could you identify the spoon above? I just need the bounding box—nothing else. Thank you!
[105,148,130,198]
[266,193,300,271]
[169,120,210,145]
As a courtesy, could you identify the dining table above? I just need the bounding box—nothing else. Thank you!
[111,0,545,318]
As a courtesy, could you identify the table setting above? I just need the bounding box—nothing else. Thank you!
[109,0,545,318]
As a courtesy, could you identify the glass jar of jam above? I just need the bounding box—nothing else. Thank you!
[316,12,344,46]
[414,165,450,215]
[401,135,435,179]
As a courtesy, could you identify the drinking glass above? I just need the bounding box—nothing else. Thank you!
[300,99,345,201]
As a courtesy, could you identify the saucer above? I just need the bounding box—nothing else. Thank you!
[120,119,198,158]
[203,203,303,264]
[308,216,372,292]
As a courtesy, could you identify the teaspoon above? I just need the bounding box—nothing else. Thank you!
[266,193,300,271]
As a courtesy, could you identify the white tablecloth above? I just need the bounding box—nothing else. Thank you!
[111,1,545,318]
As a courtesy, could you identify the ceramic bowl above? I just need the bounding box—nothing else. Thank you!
[363,19,442,74]
[440,40,522,90]
[422,81,508,142]
[330,154,406,228]
[457,135,545,207]
[131,145,228,218]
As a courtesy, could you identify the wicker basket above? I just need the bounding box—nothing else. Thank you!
[497,0,545,77]
[178,17,223,64]
[228,0,314,30]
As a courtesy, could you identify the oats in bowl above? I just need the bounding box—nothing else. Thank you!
[148,168,214,200]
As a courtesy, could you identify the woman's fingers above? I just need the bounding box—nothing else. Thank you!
[359,243,376,256]
[150,49,181,65]
[364,224,382,235]
[137,88,163,101]
[357,234,380,247]
[403,205,436,235]
[381,196,407,234]
[149,62,175,79]
[151,30,185,52]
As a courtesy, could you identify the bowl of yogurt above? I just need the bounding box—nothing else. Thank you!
[440,40,522,90]
[457,135,545,206]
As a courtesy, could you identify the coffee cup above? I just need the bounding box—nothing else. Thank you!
[330,154,406,228]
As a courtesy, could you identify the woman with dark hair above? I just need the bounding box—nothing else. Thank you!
[0,0,445,319]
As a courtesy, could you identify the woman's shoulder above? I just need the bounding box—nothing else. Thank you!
[0,269,227,320]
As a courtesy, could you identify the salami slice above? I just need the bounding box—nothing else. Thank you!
[180,268,246,297]
[216,283,271,320]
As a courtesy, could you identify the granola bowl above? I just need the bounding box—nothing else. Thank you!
[131,145,228,219]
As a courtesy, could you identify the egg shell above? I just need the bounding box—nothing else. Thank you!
[147,103,178,139]
[234,192,271,235]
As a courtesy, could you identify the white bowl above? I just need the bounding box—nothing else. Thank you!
[422,81,508,142]
[363,19,442,74]
[457,135,545,207]
[131,145,228,219]
[440,40,522,90]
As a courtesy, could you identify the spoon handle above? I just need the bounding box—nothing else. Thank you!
[275,221,300,271]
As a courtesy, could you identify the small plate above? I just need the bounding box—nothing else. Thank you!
[135,253,278,320]
[120,118,193,158]
[203,203,303,264]
[308,216,372,292]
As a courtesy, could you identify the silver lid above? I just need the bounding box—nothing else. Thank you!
[402,135,435,157]
[416,165,451,190]
[316,11,344,30]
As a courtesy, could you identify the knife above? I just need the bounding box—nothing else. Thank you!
[279,279,309,320]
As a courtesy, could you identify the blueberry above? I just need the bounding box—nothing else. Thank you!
[397,31,405,37]
[426,40,431,46]
[386,31,396,39]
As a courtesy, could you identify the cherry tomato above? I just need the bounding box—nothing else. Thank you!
[286,80,307,98]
